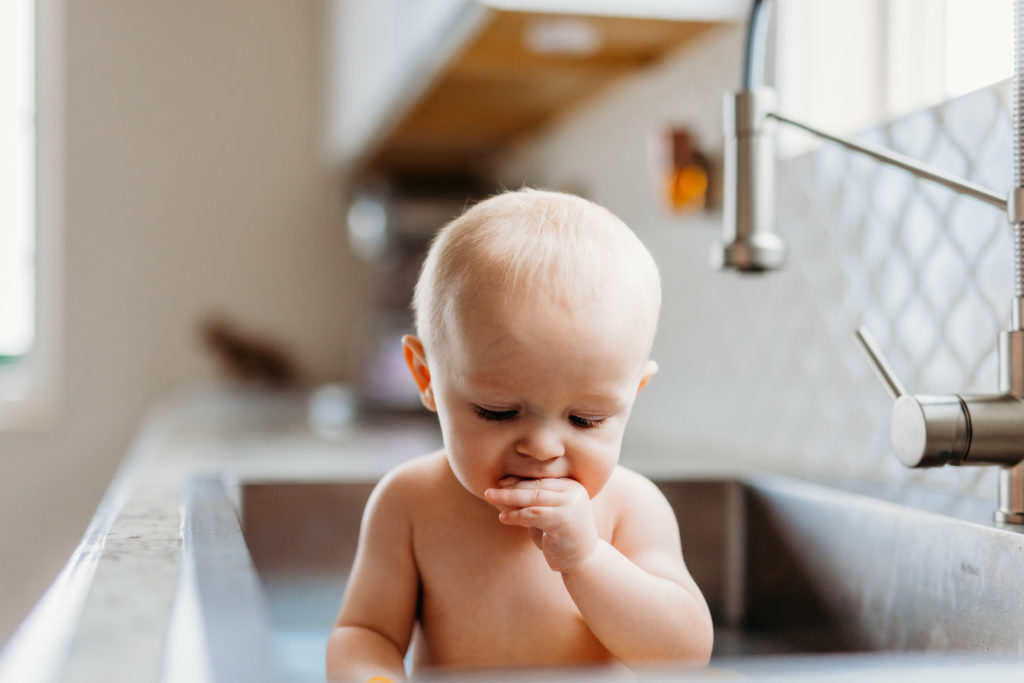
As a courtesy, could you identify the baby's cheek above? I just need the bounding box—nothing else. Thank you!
[446,454,486,497]
[470,465,507,498]
[574,471,608,500]
[576,448,619,497]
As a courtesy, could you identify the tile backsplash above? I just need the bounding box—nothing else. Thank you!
[763,79,1012,496]
[500,26,1015,502]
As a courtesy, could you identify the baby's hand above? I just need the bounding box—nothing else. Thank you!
[483,477,598,572]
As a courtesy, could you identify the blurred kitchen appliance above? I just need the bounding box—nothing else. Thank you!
[346,173,487,411]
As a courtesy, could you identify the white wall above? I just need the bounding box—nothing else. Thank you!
[0,0,366,643]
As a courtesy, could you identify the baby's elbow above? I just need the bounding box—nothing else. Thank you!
[632,619,713,669]
[658,632,711,669]
[682,588,714,665]
[674,611,713,666]
[689,624,714,666]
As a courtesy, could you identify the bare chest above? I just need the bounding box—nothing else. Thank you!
[410,503,614,669]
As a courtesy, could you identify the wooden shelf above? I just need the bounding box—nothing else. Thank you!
[360,8,729,174]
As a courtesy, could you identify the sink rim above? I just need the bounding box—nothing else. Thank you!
[168,472,1024,681]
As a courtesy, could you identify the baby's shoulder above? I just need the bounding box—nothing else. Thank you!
[601,466,676,520]
[384,449,447,480]
[370,450,449,508]
[604,465,664,499]
[601,467,683,555]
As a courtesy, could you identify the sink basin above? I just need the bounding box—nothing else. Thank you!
[171,474,1024,681]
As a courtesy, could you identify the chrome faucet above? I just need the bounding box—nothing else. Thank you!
[855,327,1024,524]
[719,0,1024,524]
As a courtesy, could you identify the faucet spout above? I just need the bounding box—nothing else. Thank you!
[715,1,785,273]
[715,88,785,273]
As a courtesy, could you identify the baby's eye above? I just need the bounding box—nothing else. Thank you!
[569,415,605,429]
[474,406,518,422]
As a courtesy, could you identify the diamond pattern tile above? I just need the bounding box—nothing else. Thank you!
[769,79,1014,497]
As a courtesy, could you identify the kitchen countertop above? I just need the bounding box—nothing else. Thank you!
[0,385,446,683]
[3,384,1024,682]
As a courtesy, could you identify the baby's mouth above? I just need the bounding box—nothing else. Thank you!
[499,475,535,485]
[499,474,576,487]
[499,474,550,488]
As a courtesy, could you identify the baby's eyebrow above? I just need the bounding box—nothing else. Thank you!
[574,394,628,413]
[462,382,517,405]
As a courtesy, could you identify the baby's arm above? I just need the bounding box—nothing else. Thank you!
[326,468,419,682]
[561,485,714,664]
[486,469,713,664]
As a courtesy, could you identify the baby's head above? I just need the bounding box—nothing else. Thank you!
[411,188,661,369]
[403,188,661,499]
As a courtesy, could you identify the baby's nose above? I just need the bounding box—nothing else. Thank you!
[515,423,565,461]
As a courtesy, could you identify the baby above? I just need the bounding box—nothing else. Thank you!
[326,189,713,681]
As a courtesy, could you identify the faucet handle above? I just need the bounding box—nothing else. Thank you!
[853,326,969,468]
[854,326,907,400]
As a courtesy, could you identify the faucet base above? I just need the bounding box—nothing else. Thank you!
[994,510,1024,525]
[996,463,1024,525]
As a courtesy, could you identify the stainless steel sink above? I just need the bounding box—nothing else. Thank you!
[171,474,1024,681]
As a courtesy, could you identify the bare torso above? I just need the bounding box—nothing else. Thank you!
[406,453,618,671]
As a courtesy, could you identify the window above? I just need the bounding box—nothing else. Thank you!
[774,0,1013,156]
[1,0,61,429]
[943,0,1012,98]
[1,1,34,366]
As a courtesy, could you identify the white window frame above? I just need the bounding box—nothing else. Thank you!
[774,0,1013,158]
[0,0,63,431]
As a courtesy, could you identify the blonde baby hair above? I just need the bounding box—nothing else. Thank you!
[412,188,661,359]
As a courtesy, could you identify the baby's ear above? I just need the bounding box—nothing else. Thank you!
[402,335,436,412]
[637,360,659,391]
